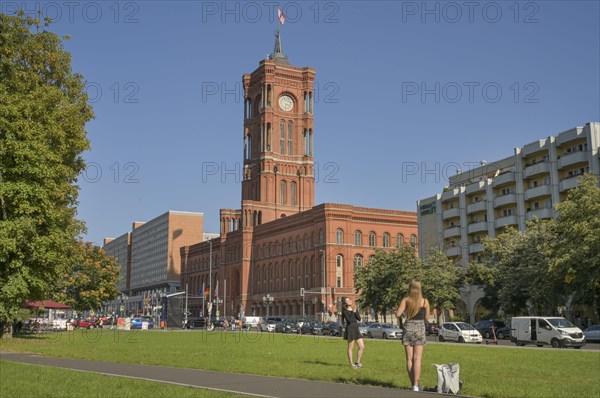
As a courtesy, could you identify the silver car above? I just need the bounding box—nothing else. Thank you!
[366,322,403,339]
[584,325,600,342]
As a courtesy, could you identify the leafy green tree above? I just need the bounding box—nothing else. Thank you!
[482,220,563,316]
[52,243,120,312]
[553,174,600,321]
[354,246,420,322]
[0,12,93,333]
[419,248,463,324]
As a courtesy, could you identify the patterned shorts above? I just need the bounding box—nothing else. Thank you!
[403,320,427,346]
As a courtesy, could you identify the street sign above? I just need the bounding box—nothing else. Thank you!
[120,305,124,311]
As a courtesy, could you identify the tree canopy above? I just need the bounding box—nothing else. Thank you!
[0,12,118,326]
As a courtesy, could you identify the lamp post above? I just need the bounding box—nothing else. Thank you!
[262,294,274,318]
[320,248,326,321]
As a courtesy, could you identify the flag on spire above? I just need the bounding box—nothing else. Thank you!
[278,6,287,25]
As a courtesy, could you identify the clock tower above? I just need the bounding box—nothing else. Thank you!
[241,31,316,227]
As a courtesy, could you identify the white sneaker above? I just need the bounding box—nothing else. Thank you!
[412,385,419,392]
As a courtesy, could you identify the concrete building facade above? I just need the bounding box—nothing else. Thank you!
[418,122,600,320]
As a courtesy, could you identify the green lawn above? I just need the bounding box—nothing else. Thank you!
[1,330,598,398]
[0,360,244,397]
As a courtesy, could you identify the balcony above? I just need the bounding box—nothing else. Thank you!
[443,226,461,239]
[526,208,554,221]
[523,162,550,179]
[559,176,580,192]
[445,246,461,257]
[521,139,548,157]
[466,201,486,214]
[556,127,583,146]
[494,193,517,208]
[524,185,551,201]
[441,188,459,201]
[495,215,518,229]
[466,180,486,195]
[467,222,488,234]
[469,243,484,254]
[558,151,587,169]
[492,172,515,188]
[442,208,460,220]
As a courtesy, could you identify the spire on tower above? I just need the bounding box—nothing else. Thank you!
[269,29,289,65]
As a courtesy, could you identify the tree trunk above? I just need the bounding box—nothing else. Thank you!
[1,323,13,339]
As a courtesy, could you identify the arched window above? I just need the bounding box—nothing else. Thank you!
[280,180,287,204]
[288,121,293,155]
[304,258,309,288]
[383,233,390,248]
[396,234,404,247]
[304,234,309,249]
[410,234,417,246]
[336,229,344,244]
[336,255,343,288]
[354,254,364,268]
[247,134,252,159]
[280,120,286,154]
[319,229,325,244]
[369,232,376,247]
[296,237,301,252]
[354,231,362,246]
[290,181,297,206]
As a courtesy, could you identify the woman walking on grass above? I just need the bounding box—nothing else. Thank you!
[342,297,364,368]
[396,279,430,392]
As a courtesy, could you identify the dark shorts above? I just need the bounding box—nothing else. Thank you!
[403,320,427,346]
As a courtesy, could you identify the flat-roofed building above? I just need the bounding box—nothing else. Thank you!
[418,122,600,320]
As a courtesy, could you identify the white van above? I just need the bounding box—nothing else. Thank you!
[510,316,586,348]
[242,316,263,329]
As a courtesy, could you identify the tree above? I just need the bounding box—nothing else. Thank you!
[0,12,93,332]
[419,248,463,324]
[553,174,600,321]
[52,243,120,312]
[464,261,500,316]
[482,220,563,316]
[354,246,420,322]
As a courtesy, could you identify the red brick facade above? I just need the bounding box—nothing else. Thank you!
[180,53,417,319]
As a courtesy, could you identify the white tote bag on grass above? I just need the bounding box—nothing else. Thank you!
[434,363,461,394]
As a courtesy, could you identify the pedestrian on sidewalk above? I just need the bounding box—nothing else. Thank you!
[396,279,430,392]
[341,297,364,369]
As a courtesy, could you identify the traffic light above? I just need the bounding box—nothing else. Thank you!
[300,288,305,297]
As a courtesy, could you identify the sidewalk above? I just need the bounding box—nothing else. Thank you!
[1,351,445,397]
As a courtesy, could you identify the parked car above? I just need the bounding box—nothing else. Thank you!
[438,322,482,343]
[296,320,322,335]
[474,319,506,339]
[366,323,403,339]
[260,319,277,332]
[131,317,154,329]
[184,317,206,329]
[212,319,225,328]
[72,318,98,329]
[583,325,600,342]
[496,324,511,340]
[322,322,341,336]
[275,321,298,333]
[425,320,438,336]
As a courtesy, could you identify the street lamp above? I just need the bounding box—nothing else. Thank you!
[262,294,274,318]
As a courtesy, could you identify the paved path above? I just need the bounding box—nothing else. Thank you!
[1,351,447,397]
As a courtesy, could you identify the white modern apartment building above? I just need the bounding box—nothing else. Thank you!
[417,122,600,320]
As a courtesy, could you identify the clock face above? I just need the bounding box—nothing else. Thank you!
[278,95,294,112]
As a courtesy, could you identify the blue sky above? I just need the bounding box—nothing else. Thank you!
[6,1,598,245]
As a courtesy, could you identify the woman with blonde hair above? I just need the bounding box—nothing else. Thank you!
[396,279,430,392]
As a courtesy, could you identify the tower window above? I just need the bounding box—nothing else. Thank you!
[280,181,287,204]
[354,231,362,246]
[288,122,293,155]
[336,229,344,244]
[290,182,297,206]
[280,120,285,154]
[369,232,376,247]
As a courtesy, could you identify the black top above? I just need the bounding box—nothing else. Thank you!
[342,309,361,325]
[409,307,426,321]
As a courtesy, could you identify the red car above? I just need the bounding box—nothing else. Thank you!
[71,319,98,329]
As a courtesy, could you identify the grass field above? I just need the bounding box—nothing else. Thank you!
[1,329,599,398]
[0,360,244,397]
